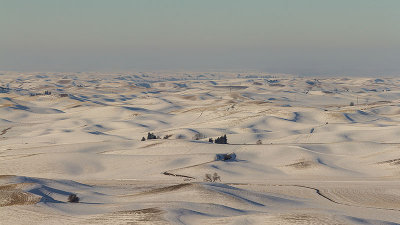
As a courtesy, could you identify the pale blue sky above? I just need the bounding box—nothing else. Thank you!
[1,0,399,76]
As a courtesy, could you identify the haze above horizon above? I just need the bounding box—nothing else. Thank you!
[1,0,399,76]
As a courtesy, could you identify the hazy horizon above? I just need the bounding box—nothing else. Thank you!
[1,0,399,76]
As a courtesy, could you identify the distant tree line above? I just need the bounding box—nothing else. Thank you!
[141,132,172,141]
[141,132,228,144]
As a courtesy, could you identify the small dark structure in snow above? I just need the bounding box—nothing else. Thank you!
[176,134,186,139]
[163,134,172,139]
[215,152,236,161]
[193,133,206,140]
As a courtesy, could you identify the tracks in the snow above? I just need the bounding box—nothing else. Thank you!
[162,159,215,180]
[229,182,400,212]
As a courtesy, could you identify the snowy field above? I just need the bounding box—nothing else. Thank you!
[1,71,400,224]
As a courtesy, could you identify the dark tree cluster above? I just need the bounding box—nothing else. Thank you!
[214,135,227,144]
[147,132,157,140]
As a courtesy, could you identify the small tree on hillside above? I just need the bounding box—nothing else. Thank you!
[68,194,79,203]
[212,172,221,182]
[204,174,212,182]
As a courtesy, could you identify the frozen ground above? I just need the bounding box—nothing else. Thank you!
[1,71,400,224]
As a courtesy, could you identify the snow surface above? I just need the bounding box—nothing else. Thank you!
[1,71,400,224]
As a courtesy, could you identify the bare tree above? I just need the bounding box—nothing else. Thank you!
[212,172,221,182]
[204,173,221,182]
[204,174,212,182]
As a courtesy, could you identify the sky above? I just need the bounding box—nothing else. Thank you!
[1,0,399,76]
